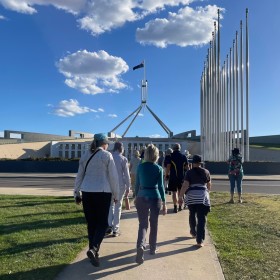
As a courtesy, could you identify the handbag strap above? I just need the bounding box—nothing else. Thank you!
[84,149,101,174]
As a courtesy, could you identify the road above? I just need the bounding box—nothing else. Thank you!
[0,177,279,195]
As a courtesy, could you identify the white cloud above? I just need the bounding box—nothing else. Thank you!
[149,134,163,138]
[0,14,6,20]
[50,99,98,117]
[0,0,199,36]
[0,0,85,14]
[108,114,118,118]
[136,5,223,48]
[56,50,129,94]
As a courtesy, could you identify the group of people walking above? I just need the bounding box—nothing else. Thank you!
[73,133,244,266]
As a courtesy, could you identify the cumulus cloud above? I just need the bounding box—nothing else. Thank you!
[108,114,118,118]
[0,0,85,14]
[49,99,101,117]
[56,50,129,94]
[136,5,223,48]
[0,0,199,36]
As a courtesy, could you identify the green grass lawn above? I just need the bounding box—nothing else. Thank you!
[208,192,280,280]
[0,195,87,280]
[0,194,279,280]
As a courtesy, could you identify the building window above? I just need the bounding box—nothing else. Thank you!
[71,151,75,158]
[65,144,69,150]
[59,144,63,150]
[77,144,81,150]
[71,144,75,150]
[77,151,81,158]
[65,151,69,158]
[59,151,63,158]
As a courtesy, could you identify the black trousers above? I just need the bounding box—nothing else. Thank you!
[82,192,112,251]
[188,204,210,244]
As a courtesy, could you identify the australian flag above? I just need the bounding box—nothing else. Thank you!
[133,61,144,70]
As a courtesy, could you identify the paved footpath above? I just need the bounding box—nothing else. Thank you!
[55,196,224,280]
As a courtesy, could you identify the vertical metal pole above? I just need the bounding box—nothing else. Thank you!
[217,10,221,161]
[240,20,245,156]
[245,8,250,161]
[229,47,233,153]
[235,31,240,149]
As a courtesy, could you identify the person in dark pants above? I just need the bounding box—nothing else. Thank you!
[165,143,189,213]
[178,154,211,247]
[135,144,167,264]
[74,133,119,266]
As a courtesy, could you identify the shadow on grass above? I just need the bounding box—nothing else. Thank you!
[0,237,86,256]
[0,216,85,235]
[1,264,67,280]
[0,197,74,208]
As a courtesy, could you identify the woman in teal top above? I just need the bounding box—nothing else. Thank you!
[135,144,167,264]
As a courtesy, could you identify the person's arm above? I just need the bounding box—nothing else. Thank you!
[178,180,189,206]
[158,167,167,215]
[73,156,86,204]
[123,158,131,196]
[165,163,171,180]
[107,154,120,201]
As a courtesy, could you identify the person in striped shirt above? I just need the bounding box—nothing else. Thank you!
[178,154,211,247]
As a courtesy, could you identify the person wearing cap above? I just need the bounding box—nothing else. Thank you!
[165,143,189,213]
[227,148,244,203]
[178,154,211,247]
[135,144,167,264]
[107,141,131,237]
[74,133,119,267]
[129,150,141,197]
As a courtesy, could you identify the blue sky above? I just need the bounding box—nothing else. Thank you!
[0,0,279,138]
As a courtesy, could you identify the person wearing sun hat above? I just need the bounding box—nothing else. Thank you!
[178,154,211,247]
[74,133,119,267]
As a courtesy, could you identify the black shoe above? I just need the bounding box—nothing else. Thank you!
[135,247,144,264]
[87,249,100,267]
[178,205,182,211]
[105,226,113,236]
[112,231,120,237]
[150,247,159,255]
[173,205,178,213]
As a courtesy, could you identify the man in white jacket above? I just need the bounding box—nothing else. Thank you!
[74,133,119,267]
[107,141,131,237]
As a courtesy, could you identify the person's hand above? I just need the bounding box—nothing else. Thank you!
[178,196,183,206]
[162,204,167,215]
[74,190,82,205]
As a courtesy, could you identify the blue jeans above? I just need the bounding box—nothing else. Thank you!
[135,196,162,251]
[228,174,243,194]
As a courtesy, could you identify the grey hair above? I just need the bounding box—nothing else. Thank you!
[144,144,159,163]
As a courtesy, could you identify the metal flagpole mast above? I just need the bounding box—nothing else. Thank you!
[229,47,233,153]
[240,20,245,156]
[245,8,250,161]
[235,31,240,149]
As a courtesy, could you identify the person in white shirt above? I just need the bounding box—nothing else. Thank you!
[74,133,119,267]
[107,142,131,237]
